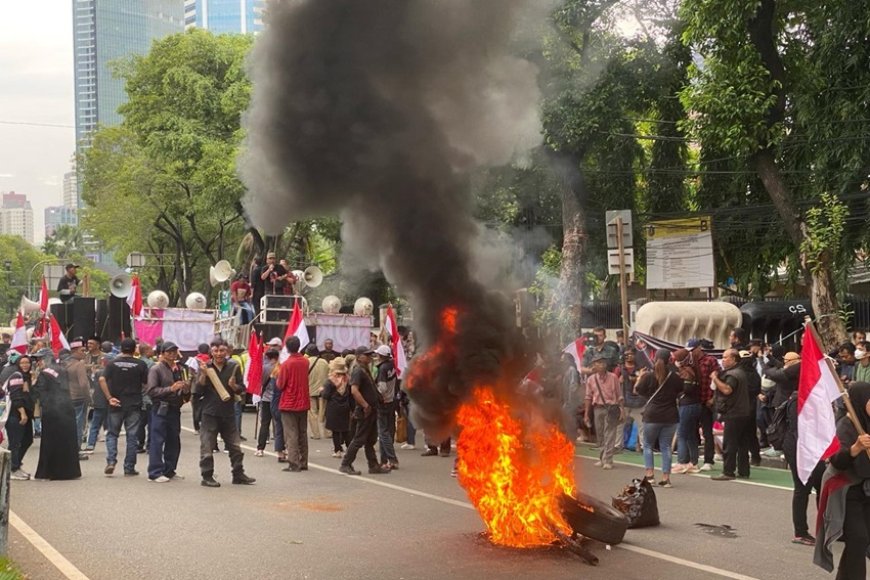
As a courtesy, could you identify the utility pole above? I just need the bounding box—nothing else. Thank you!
[606,210,633,339]
[615,217,630,341]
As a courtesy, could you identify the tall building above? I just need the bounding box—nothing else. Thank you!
[73,1,185,152]
[185,0,266,34]
[44,206,78,239]
[63,156,79,210]
[0,192,34,245]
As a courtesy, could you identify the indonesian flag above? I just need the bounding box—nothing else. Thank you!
[127,276,143,318]
[281,299,310,361]
[245,332,264,397]
[10,311,27,354]
[562,338,586,372]
[49,313,70,354]
[797,326,843,483]
[383,305,407,378]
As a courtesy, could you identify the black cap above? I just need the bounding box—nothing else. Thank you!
[160,341,179,353]
[120,338,137,353]
[100,341,114,353]
[355,346,374,356]
[33,347,54,359]
[65,262,80,270]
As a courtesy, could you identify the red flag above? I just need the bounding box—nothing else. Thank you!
[39,278,49,314]
[245,332,264,397]
[562,338,586,372]
[127,276,143,318]
[281,299,310,360]
[383,305,407,378]
[49,314,70,354]
[10,311,27,354]
[797,326,843,483]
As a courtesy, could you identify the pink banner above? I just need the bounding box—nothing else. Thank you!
[134,309,164,347]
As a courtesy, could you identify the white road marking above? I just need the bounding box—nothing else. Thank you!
[181,426,763,579]
[10,511,91,580]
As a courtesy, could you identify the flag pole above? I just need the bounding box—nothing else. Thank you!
[804,316,870,455]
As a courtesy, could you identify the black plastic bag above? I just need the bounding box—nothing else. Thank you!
[612,478,660,529]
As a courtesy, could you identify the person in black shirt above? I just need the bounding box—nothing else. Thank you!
[56,263,80,302]
[339,347,390,476]
[100,338,149,476]
[32,348,81,481]
[374,345,399,470]
[711,349,754,480]
[7,355,35,480]
[257,252,289,296]
[195,339,255,487]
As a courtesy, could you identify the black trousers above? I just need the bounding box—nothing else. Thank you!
[332,430,350,452]
[199,414,245,479]
[341,411,378,469]
[700,404,716,465]
[784,447,824,537]
[839,486,870,580]
[748,400,761,461]
[7,416,33,472]
[722,415,753,477]
[257,401,274,451]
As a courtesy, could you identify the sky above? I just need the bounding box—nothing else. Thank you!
[0,1,75,245]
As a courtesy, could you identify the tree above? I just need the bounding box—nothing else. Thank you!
[42,225,84,259]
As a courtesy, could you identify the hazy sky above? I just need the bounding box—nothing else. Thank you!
[0,1,75,244]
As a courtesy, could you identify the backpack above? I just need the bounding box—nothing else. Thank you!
[765,393,794,451]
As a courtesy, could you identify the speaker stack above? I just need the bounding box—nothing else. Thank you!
[50,298,97,341]
[97,296,132,344]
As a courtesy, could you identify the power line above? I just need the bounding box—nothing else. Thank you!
[0,120,75,129]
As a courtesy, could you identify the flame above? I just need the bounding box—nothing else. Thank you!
[456,386,577,548]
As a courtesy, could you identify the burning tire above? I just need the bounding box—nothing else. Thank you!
[560,492,629,546]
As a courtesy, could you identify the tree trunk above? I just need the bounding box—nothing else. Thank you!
[811,252,849,350]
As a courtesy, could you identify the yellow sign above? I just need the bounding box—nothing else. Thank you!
[646,216,712,240]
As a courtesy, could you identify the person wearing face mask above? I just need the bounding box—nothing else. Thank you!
[852,342,870,384]
[7,355,35,480]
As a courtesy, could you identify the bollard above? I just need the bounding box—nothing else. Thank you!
[0,449,10,556]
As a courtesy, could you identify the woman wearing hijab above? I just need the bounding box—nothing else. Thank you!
[815,382,870,577]
[636,349,684,488]
[32,348,81,481]
[7,355,35,480]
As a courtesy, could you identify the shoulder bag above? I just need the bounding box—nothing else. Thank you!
[592,374,621,422]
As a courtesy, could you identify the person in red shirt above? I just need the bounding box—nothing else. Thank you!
[230,275,255,325]
[689,338,721,471]
[276,336,310,472]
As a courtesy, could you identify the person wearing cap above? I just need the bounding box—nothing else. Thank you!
[688,338,721,471]
[100,338,149,476]
[63,337,91,458]
[195,339,255,486]
[737,347,764,466]
[32,348,81,480]
[374,344,399,470]
[671,348,702,476]
[146,341,190,483]
[57,263,80,302]
[321,357,352,457]
[305,344,329,440]
[276,336,311,472]
[339,347,390,475]
[583,352,623,470]
[711,349,754,481]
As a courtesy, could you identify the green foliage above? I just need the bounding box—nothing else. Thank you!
[801,193,849,274]
[0,235,48,321]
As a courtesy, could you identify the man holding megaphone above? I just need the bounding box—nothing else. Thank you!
[57,263,80,302]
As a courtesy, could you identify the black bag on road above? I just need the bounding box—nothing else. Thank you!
[612,478,660,529]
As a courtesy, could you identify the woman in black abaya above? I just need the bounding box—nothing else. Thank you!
[32,349,81,481]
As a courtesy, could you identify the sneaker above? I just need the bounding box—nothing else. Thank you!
[762,447,780,458]
[168,474,185,480]
[104,463,116,475]
[239,435,247,442]
[658,479,672,488]
[714,453,723,462]
[18,468,30,478]
[602,464,613,470]
[711,474,736,481]
[82,447,94,454]
[282,466,302,472]
[750,458,762,467]
[671,464,689,474]
[136,448,146,454]
[331,451,343,458]
[201,477,221,488]
[10,470,29,481]
[150,475,171,483]
[686,465,701,474]
[232,474,256,485]
[700,463,714,472]
[389,462,399,470]
[124,470,139,476]
[339,464,361,475]
[400,443,416,450]
[78,453,89,461]
[792,535,815,546]
[254,450,264,457]
[368,465,391,475]
[593,460,603,467]
[421,449,439,457]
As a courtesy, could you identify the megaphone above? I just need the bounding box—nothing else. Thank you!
[110,274,132,298]
[209,260,235,287]
[303,266,323,289]
[147,290,170,309]
[185,292,207,310]
[292,270,306,291]
[19,295,42,314]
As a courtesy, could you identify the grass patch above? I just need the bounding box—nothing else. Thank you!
[0,557,24,580]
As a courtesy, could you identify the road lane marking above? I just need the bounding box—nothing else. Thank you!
[181,426,762,579]
[10,511,91,580]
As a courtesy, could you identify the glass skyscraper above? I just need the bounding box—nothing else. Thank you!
[184,0,266,34]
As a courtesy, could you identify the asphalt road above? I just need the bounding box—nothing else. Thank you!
[7,409,835,580]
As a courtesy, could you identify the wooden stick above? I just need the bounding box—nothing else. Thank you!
[205,367,232,402]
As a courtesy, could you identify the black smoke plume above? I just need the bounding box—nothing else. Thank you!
[241,0,545,437]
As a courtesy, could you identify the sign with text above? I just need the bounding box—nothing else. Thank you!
[646,216,714,289]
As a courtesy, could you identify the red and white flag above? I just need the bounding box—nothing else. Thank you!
[797,326,843,483]
[10,311,27,354]
[281,299,310,361]
[383,305,407,378]
[39,278,49,314]
[127,276,143,318]
[562,338,586,372]
[49,313,70,354]
[245,332,264,397]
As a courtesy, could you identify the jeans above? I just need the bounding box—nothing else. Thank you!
[593,406,620,466]
[700,404,716,465]
[281,410,308,470]
[148,405,181,479]
[722,415,753,477]
[643,422,678,474]
[677,404,702,465]
[72,399,87,449]
[378,400,398,465]
[270,396,284,452]
[86,407,108,449]
[199,413,245,479]
[192,396,203,431]
[839,485,870,579]
[402,404,416,446]
[342,410,378,469]
[623,407,644,450]
[6,416,33,471]
[234,400,243,434]
[308,396,323,439]
[784,447,824,537]
[106,407,142,473]
[137,404,152,450]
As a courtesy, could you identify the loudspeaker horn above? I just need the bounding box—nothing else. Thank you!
[20,295,42,314]
[147,290,170,309]
[110,274,132,298]
[303,266,323,289]
[185,292,207,310]
[209,260,234,287]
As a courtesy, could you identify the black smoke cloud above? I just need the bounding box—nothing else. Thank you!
[241,0,546,437]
